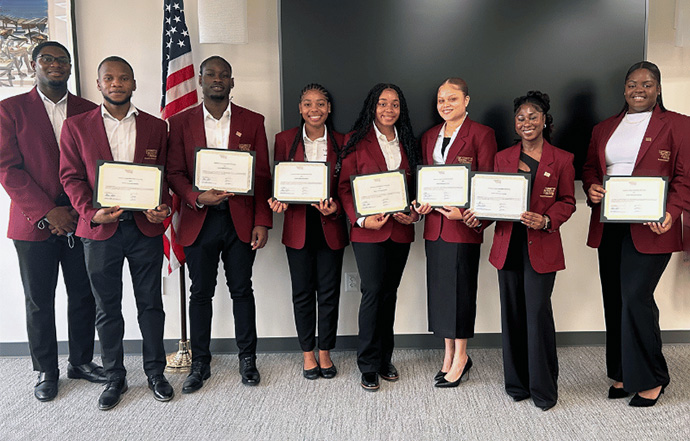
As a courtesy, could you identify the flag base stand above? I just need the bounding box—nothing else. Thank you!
[165,340,192,373]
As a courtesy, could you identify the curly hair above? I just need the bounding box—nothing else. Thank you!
[340,83,419,172]
[619,61,666,115]
[513,90,554,143]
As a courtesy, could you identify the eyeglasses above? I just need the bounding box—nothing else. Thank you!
[36,55,71,65]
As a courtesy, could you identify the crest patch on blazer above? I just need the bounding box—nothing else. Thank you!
[658,149,671,162]
[145,149,158,160]
[235,131,242,137]
[238,143,252,152]
[540,186,556,198]
[456,156,473,164]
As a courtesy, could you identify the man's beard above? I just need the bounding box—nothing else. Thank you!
[103,94,131,106]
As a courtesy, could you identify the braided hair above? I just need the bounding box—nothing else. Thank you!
[513,90,554,143]
[339,83,419,172]
[619,61,666,115]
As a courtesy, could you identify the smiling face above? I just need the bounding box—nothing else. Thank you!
[32,45,71,89]
[374,88,400,131]
[437,83,469,123]
[624,68,660,113]
[299,89,330,131]
[199,58,233,101]
[97,61,136,106]
[515,103,545,143]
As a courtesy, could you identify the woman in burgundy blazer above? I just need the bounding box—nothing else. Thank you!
[415,78,497,388]
[582,61,689,407]
[269,84,348,380]
[337,83,420,392]
[466,91,575,410]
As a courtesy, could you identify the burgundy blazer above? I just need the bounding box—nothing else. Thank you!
[166,103,272,247]
[582,106,688,254]
[420,118,497,243]
[337,126,415,244]
[0,87,97,241]
[488,141,576,274]
[274,127,348,250]
[59,107,169,240]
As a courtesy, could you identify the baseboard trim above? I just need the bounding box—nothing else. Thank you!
[2,331,689,357]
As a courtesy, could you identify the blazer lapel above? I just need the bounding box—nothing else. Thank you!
[532,142,556,207]
[133,113,151,163]
[28,88,60,157]
[426,124,442,165]
[190,105,207,148]
[228,103,243,151]
[364,126,389,172]
[445,119,471,166]
[634,106,665,169]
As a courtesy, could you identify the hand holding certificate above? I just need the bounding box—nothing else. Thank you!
[94,160,163,211]
[601,176,667,223]
[350,170,409,218]
[193,148,255,195]
[273,161,330,204]
[469,172,530,221]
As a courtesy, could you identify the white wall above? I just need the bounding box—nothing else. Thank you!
[1,0,688,345]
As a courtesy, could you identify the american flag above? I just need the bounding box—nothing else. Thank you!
[161,0,197,274]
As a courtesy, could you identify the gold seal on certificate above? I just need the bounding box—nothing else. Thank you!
[350,170,409,217]
[94,160,163,210]
[601,175,668,223]
[416,164,470,208]
[193,147,255,195]
[469,172,530,221]
[273,161,330,204]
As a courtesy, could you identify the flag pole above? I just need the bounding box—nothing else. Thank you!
[165,264,192,372]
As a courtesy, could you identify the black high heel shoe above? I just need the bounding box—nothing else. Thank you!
[435,356,472,388]
[608,385,630,399]
[629,384,667,407]
[433,370,447,382]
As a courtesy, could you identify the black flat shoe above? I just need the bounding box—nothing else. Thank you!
[148,374,174,402]
[98,378,128,411]
[378,363,399,382]
[34,370,59,402]
[361,372,380,391]
[182,362,211,394]
[511,395,530,402]
[320,364,337,379]
[303,365,320,380]
[608,386,630,399]
[67,362,107,383]
[239,356,260,386]
[629,384,667,408]
[434,370,447,382]
[539,403,556,411]
[435,356,472,388]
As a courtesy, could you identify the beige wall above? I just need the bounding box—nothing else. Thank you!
[1,0,688,344]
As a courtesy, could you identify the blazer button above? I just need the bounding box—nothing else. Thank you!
[528,240,533,245]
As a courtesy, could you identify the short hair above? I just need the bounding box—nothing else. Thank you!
[31,41,70,62]
[439,77,469,96]
[97,56,134,77]
[199,56,232,75]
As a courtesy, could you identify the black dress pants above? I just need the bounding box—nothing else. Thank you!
[81,221,166,380]
[14,234,96,372]
[597,223,671,392]
[497,226,558,408]
[352,240,410,374]
[184,207,257,362]
[285,208,344,352]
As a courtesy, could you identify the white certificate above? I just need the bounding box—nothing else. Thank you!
[273,161,330,204]
[193,148,255,195]
[416,164,470,208]
[469,172,530,221]
[351,170,409,217]
[94,161,163,210]
[601,176,668,223]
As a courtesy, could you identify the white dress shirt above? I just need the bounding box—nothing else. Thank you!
[36,88,68,145]
[203,103,232,150]
[605,111,652,176]
[372,123,401,170]
[102,104,138,163]
[302,125,328,162]
[432,116,466,165]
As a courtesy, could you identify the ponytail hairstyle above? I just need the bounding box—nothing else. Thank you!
[513,90,554,143]
[439,77,469,96]
[619,61,666,115]
[339,83,419,172]
[289,83,341,169]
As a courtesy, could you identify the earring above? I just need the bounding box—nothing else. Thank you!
[543,123,546,128]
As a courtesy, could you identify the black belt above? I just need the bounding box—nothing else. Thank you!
[119,211,135,221]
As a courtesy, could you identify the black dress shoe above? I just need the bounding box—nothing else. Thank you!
[303,365,320,380]
[148,374,174,402]
[67,362,107,383]
[34,370,59,402]
[239,356,260,386]
[434,370,447,382]
[378,362,399,382]
[511,394,531,402]
[182,362,211,394]
[320,364,337,379]
[608,385,630,399]
[361,372,380,391]
[435,356,472,388]
[629,384,667,408]
[538,403,557,411]
[98,378,128,411]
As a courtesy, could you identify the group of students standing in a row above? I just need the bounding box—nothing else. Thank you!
[0,39,687,412]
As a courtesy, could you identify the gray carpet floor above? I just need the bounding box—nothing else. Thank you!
[1,345,689,441]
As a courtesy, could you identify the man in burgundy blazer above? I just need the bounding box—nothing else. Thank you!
[0,41,104,402]
[60,56,173,410]
[166,56,272,390]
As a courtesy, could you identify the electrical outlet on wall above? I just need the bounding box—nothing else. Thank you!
[344,272,360,293]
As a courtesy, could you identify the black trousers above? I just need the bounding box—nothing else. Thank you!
[598,223,671,392]
[184,207,257,362]
[81,221,166,380]
[497,226,558,407]
[13,235,96,372]
[425,239,480,339]
[285,209,343,352]
[352,240,410,374]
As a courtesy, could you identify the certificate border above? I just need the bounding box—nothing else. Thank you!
[272,161,331,204]
[350,169,410,218]
[192,147,256,196]
[93,160,164,211]
[600,175,668,223]
[416,164,471,208]
[469,172,531,221]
